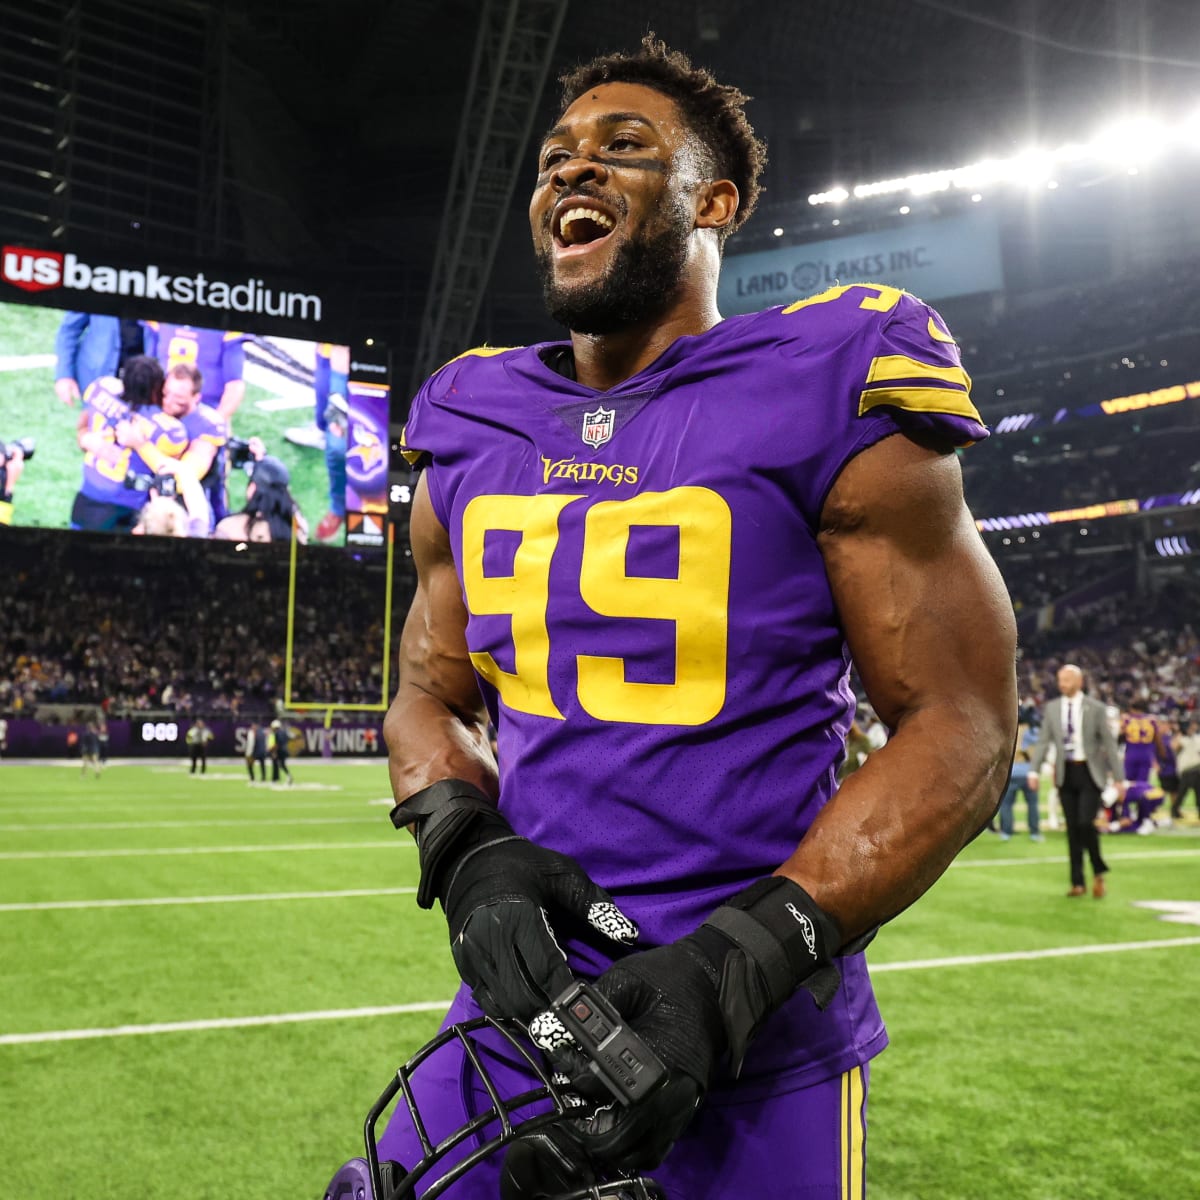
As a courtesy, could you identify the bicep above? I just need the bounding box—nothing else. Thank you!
[397,472,486,722]
[818,432,1017,737]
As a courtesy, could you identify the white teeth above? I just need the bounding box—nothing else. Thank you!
[558,206,615,240]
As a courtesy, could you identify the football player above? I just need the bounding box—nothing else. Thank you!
[125,362,228,530]
[142,320,246,420]
[1110,709,1165,834]
[71,355,187,532]
[365,37,1017,1199]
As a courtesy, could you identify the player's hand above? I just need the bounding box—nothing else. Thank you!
[248,436,267,460]
[1026,769,1039,787]
[528,934,727,1173]
[392,780,639,1024]
[443,817,639,1022]
[54,378,81,406]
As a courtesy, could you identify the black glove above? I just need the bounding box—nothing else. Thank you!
[390,779,638,1022]
[526,875,855,1174]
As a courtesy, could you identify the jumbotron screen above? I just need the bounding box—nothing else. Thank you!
[0,298,389,544]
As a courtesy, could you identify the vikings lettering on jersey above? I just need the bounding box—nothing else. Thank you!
[401,285,986,1091]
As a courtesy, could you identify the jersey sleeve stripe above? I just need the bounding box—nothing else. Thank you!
[398,424,426,467]
[858,384,983,422]
[865,353,971,391]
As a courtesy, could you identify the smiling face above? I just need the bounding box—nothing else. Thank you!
[162,374,200,418]
[530,82,716,335]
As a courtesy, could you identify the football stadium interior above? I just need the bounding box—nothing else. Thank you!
[1,1,1198,1197]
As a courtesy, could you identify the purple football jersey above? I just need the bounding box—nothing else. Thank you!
[1122,714,1158,783]
[402,284,987,1091]
[143,322,245,410]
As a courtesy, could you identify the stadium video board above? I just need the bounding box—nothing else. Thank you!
[0,295,390,546]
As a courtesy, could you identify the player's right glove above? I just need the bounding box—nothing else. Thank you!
[526,875,870,1174]
[390,779,639,1023]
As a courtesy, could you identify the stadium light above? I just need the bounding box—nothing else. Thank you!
[806,104,1200,206]
[1088,117,1170,166]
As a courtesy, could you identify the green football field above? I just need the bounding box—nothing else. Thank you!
[1,761,1197,1200]
[0,300,333,535]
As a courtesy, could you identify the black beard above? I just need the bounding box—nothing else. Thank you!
[536,214,691,335]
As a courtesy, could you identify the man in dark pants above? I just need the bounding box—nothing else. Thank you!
[245,722,269,782]
[186,718,212,774]
[1029,664,1125,897]
[269,719,293,785]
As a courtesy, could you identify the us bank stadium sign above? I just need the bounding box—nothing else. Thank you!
[718,210,1004,316]
[1,245,324,324]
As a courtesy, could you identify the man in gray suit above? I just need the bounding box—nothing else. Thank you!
[1028,664,1125,897]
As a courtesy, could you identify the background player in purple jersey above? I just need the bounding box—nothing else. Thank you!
[71,355,187,532]
[120,363,228,532]
[142,321,246,421]
[339,37,1017,1200]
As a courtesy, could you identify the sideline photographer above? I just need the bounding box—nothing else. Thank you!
[0,437,34,525]
[131,457,212,538]
[213,454,308,543]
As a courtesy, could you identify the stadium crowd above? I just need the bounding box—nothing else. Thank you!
[0,530,403,717]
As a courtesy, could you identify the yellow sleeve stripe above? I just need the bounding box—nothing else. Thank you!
[866,353,971,391]
[438,344,521,372]
[0,499,12,526]
[398,424,425,467]
[859,385,983,422]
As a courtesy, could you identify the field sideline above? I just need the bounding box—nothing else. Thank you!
[1,760,1197,1199]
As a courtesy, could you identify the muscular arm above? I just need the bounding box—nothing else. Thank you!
[180,439,218,480]
[217,379,246,421]
[780,432,1018,943]
[382,472,497,805]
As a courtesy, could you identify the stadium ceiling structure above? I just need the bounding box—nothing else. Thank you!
[0,0,1197,379]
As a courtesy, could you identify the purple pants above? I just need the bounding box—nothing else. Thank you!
[376,991,870,1199]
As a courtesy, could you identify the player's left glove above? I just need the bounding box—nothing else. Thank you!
[526,876,857,1173]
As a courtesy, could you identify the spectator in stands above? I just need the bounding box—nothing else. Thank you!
[1028,664,1125,898]
[213,456,308,544]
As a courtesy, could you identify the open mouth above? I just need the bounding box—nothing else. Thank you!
[553,202,617,252]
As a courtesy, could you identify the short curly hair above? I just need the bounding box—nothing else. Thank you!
[557,35,766,245]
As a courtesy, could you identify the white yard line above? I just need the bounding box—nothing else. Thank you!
[0,1002,454,1046]
[0,816,380,832]
[0,800,377,814]
[0,353,56,371]
[872,935,1200,972]
[0,886,417,912]
[3,935,1196,1047]
[0,841,406,860]
[950,847,1200,868]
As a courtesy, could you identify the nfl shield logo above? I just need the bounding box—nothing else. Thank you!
[581,405,615,448]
